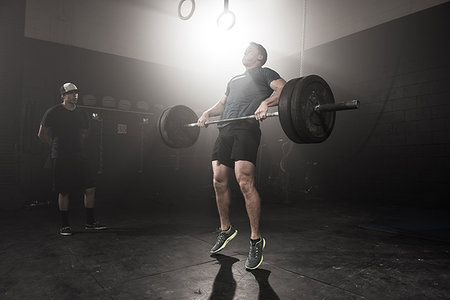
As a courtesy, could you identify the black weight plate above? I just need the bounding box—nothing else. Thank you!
[291,75,335,143]
[278,77,304,143]
[158,105,200,148]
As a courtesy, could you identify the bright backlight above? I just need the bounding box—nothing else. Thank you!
[217,10,236,31]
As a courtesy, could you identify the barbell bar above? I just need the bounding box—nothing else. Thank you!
[314,99,359,112]
[183,100,359,128]
[184,112,279,127]
[158,75,360,148]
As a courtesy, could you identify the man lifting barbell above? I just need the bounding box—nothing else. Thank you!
[197,42,286,270]
[157,45,359,269]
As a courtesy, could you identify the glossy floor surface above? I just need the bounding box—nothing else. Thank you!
[1,192,449,299]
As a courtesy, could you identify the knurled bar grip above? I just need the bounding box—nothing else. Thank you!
[184,112,279,127]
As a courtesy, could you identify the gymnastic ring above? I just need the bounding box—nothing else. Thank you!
[178,0,195,20]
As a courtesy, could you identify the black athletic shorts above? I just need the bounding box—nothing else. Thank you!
[211,122,261,168]
[52,157,96,194]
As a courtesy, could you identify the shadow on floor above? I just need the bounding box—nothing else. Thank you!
[248,268,280,300]
[209,254,239,300]
[209,254,280,300]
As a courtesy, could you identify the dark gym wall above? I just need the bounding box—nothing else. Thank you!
[4,1,450,208]
[0,0,26,209]
[19,37,215,203]
[282,2,450,206]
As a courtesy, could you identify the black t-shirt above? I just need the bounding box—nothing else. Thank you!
[219,66,281,128]
[40,104,89,159]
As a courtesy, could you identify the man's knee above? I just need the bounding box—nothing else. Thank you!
[237,176,255,195]
[85,187,95,197]
[59,191,70,198]
[213,176,229,194]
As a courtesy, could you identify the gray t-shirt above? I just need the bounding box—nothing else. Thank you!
[219,66,280,128]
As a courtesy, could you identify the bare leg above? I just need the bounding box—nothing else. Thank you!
[235,160,261,240]
[58,193,70,228]
[212,160,233,231]
[84,187,97,225]
[58,193,70,211]
[84,187,95,208]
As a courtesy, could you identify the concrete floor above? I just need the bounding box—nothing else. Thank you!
[1,192,449,299]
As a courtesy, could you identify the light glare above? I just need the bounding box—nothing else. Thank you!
[217,11,235,31]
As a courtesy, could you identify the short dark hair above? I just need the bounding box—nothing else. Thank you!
[250,42,268,66]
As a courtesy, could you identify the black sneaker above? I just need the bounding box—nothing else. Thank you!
[210,225,238,254]
[85,222,107,230]
[59,226,72,236]
[245,237,266,270]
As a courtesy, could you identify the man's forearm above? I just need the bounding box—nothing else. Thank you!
[263,92,281,107]
[39,135,52,147]
[38,126,53,147]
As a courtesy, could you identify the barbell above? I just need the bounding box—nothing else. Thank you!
[158,75,360,148]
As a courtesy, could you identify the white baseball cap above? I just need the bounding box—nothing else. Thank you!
[60,82,79,95]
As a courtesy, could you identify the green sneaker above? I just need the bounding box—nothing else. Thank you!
[245,237,266,270]
[210,225,238,254]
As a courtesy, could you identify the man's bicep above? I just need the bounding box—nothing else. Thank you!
[40,108,55,127]
[270,78,287,92]
[219,95,227,105]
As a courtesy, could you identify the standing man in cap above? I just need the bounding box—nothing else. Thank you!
[38,83,106,236]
